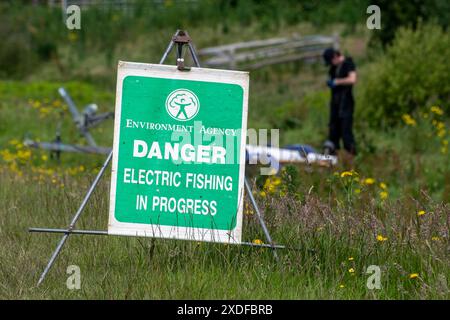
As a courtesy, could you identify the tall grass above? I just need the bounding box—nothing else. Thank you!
[0,165,448,299]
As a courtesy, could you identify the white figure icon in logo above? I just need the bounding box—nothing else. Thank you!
[165,89,200,121]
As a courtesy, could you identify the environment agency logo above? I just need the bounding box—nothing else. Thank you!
[165,89,200,121]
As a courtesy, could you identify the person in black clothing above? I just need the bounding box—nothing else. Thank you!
[322,48,357,158]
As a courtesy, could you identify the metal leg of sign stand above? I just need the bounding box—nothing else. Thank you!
[30,30,280,286]
[244,177,279,261]
[35,152,113,286]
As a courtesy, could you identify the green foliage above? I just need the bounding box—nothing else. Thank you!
[359,23,450,127]
[281,165,300,195]
[300,0,369,28]
[370,0,450,47]
[0,0,369,80]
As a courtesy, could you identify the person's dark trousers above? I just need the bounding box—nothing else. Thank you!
[329,106,356,155]
[340,116,356,155]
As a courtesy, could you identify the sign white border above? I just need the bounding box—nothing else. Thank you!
[108,61,249,244]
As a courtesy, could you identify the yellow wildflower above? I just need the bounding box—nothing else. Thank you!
[17,149,31,161]
[32,100,41,109]
[272,177,282,186]
[436,122,445,130]
[379,182,387,190]
[348,257,354,261]
[339,284,345,288]
[376,234,388,242]
[8,139,20,146]
[431,236,440,241]
[348,268,355,273]
[340,171,353,178]
[409,273,419,279]
[402,114,416,126]
[244,203,254,215]
[252,239,263,245]
[39,107,50,116]
[52,100,62,108]
[68,32,78,42]
[0,150,15,162]
[364,178,375,185]
[417,210,426,216]
[379,191,388,200]
[430,106,444,116]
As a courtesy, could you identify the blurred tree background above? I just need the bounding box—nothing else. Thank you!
[369,0,449,47]
[0,0,448,127]
[0,0,371,79]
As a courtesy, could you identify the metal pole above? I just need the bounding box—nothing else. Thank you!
[30,228,108,236]
[36,151,113,286]
[159,40,174,65]
[29,228,285,250]
[24,139,111,155]
[188,43,201,68]
[58,87,97,147]
[244,177,279,260]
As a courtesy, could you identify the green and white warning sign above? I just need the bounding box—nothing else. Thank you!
[108,61,249,243]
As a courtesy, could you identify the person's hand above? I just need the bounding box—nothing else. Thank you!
[327,79,336,88]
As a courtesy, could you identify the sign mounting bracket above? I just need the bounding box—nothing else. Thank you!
[160,29,200,71]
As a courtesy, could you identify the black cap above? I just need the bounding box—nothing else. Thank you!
[323,47,336,66]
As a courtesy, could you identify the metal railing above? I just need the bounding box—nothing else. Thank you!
[199,34,339,70]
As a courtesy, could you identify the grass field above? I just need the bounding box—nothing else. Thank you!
[0,3,449,299]
[1,166,448,299]
[0,74,448,299]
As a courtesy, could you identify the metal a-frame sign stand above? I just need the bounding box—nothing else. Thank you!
[29,30,282,286]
